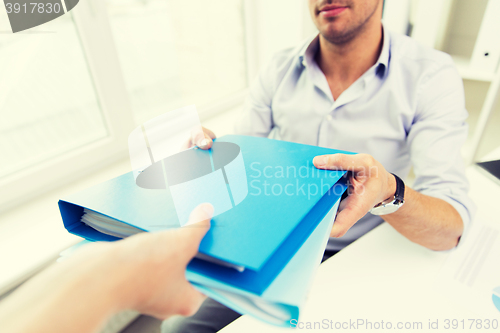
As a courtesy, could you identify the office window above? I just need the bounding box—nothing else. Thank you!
[0,13,107,179]
[106,0,248,124]
[0,0,250,209]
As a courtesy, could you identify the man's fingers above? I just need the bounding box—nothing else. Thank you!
[200,132,214,150]
[202,127,216,140]
[176,283,206,317]
[330,195,371,238]
[191,129,208,149]
[191,127,216,150]
[198,127,216,149]
[183,203,213,236]
[175,203,213,260]
[313,153,386,237]
[313,153,377,173]
[151,281,205,319]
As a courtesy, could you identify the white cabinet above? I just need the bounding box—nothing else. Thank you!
[409,0,500,164]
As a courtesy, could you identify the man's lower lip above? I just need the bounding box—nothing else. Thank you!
[320,7,347,17]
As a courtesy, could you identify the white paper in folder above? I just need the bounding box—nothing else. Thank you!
[435,213,500,318]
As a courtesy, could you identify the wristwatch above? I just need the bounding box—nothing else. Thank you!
[369,173,405,216]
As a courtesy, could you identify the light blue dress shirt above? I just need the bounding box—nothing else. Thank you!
[235,29,475,251]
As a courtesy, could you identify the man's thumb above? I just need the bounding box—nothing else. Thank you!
[180,203,213,243]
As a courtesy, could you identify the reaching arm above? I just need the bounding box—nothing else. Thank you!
[383,185,463,250]
[313,154,463,250]
[312,60,475,251]
[0,204,213,333]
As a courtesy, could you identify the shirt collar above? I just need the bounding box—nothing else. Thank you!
[298,34,319,69]
[377,26,390,77]
[298,25,390,78]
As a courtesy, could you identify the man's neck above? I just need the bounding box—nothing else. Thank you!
[315,22,383,100]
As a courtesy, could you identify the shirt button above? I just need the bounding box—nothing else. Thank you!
[326,114,333,121]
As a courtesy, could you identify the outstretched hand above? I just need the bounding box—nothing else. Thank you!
[103,203,214,319]
[0,204,214,333]
[313,154,396,238]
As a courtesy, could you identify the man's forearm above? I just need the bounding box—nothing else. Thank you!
[313,153,465,250]
[382,186,463,251]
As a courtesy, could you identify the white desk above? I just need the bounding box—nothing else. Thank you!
[221,166,500,332]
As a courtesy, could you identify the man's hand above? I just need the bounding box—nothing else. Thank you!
[313,153,396,238]
[107,203,213,319]
[187,127,216,150]
[0,203,214,333]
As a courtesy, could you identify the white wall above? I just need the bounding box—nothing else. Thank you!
[245,0,317,81]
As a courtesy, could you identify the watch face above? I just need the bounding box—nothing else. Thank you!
[370,202,403,216]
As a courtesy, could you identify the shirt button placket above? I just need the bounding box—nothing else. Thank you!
[318,111,334,147]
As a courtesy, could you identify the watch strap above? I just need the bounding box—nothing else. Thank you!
[392,173,405,203]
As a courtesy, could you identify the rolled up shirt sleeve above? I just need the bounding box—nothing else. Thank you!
[407,59,476,235]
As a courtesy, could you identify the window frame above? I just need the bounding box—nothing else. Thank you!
[0,0,251,212]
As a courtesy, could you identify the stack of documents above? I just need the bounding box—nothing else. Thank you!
[59,135,351,326]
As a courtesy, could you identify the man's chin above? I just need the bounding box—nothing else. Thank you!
[320,28,356,45]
